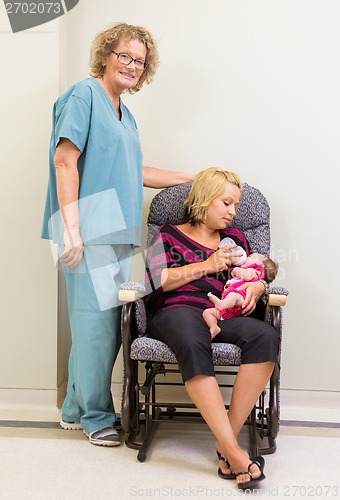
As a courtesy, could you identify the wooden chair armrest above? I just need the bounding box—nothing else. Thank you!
[268,294,287,307]
[118,282,146,303]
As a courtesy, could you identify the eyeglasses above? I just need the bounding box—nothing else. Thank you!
[111,50,148,71]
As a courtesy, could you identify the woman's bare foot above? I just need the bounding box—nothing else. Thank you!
[215,443,234,476]
[218,445,263,487]
[228,449,263,487]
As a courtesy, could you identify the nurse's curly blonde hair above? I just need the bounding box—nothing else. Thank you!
[89,22,159,94]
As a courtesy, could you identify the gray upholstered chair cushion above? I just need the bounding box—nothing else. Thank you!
[231,183,270,256]
[134,298,148,337]
[147,182,191,246]
[130,337,241,366]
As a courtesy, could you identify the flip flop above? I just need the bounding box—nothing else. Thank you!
[236,455,266,490]
[216,451,237,480]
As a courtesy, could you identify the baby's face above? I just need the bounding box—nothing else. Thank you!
[247,253,265,264]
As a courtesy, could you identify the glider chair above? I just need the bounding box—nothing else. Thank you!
[119,182,288,462]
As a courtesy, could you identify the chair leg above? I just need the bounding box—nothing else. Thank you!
[268,364,280,439]
[256,365,279,455]
[137,407,162,462]
[260,306,281,454]
[125,399,162,461]
[248,407,259,457]
[124,361,166,461]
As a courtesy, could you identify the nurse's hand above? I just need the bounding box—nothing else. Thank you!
[61,228,84,267]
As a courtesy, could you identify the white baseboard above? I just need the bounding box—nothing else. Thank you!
[0,388,60,422]
[279,389,340,423]
[1,386,339,424]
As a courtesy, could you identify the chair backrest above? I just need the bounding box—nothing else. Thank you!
[147,182,271,255]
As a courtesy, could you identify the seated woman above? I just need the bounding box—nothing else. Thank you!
[145,167,278,490]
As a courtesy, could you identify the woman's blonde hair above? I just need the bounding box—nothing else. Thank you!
[89,22,159,93]
[185,167,242,225]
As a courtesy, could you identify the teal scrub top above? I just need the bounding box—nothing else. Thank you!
[41,76,143,246]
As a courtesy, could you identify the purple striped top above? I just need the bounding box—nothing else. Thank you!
[146,224,249,313]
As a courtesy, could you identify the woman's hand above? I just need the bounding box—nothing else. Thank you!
[161,244,243,292]
[60,228,84,267]
[205,245,243,274]
[237,281,266,316]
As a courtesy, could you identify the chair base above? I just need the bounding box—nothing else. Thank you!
[124,404,277,462]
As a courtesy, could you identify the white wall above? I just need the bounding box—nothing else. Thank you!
[1,0,339,408]
[60,0,340,392]
[0,11,59,391]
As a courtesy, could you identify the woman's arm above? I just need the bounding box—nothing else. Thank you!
[54,138,84,267]
[143,166,194,188]
[160,246,234,292]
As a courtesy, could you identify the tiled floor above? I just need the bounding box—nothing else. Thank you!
[0,420,339,500]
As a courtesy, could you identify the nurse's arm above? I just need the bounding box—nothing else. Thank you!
[54,138,84,267]
[142,166,194,188]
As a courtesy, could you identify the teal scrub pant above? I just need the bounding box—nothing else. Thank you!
[61,244,134,433]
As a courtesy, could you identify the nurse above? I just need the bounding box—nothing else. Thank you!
[41,22,192,447]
